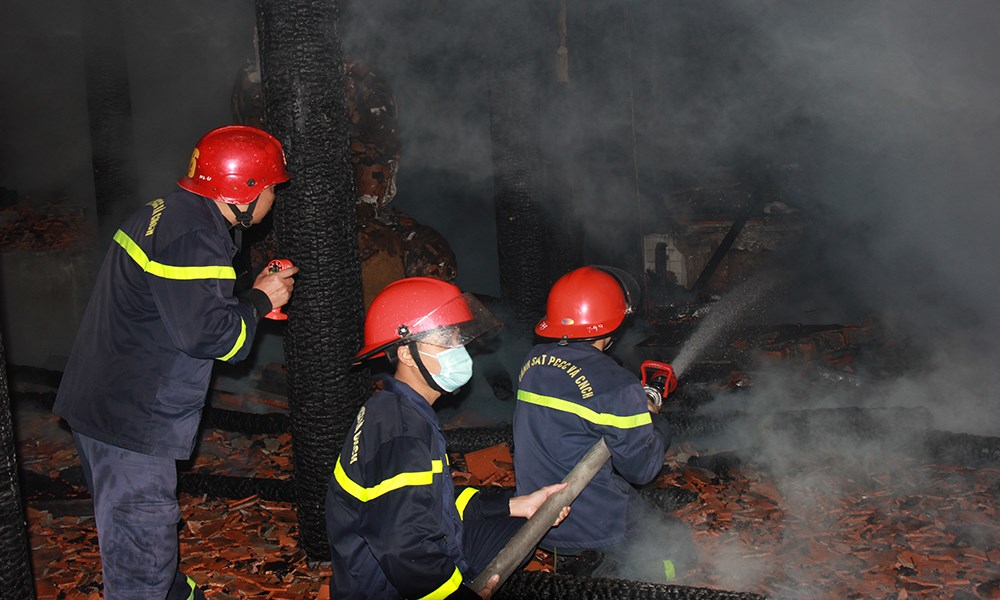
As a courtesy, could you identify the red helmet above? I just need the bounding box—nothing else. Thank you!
[535,266,636,341]
[356,277,502,361]
[177,125,289,204]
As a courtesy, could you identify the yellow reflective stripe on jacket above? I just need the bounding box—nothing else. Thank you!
[517,389,652,429]
[455,488,479,520]
[114,230,236,281]
[114,230,246,361]
[216,318,247,361]
[418,566,464,600]
[334,456,444,503]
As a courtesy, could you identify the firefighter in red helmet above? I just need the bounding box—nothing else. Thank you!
[326,277,571,599]
[177,124,291,228]
[533,265,636,343]
[54,125,298,600]
[513,266,690,583]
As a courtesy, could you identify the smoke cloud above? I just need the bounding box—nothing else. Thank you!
[340,1,1000,353]
[339,0,1000,436]
[336,2,997,596]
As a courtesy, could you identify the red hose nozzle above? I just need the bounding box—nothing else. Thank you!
[264,258,293,321]
[640,360,677,407]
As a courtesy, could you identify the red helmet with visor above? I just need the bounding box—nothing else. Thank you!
[356,277,502,362]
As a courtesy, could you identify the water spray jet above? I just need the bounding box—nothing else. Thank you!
[670,274,777,378]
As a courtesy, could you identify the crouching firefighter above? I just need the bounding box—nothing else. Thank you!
[53,125,298,599]
[326,277,570,599]
[513,266,693,583]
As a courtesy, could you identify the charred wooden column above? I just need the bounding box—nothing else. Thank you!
[255,0,368,560]
[542,1,584,285]
[82,0,137,240]
[0,332,35,598]
[486,3,551,331]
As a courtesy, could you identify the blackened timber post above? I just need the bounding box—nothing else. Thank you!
[0,331,35,598]
[82,0,138,242]
[486,2,552,333]
[255,0,368,560]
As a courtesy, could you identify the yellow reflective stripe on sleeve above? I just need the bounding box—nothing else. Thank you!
[455,488,479,520]
[517,389,652,429]
[216,317,247,361]
[418,566,464,600]
[114,230,236,280]
[334,456,444,503]
[184,576,198,600]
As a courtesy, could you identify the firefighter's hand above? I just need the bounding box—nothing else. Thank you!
[253,265,299,309]
[478,575,500,599]
[509,482,571,525]
[647,395,662,414]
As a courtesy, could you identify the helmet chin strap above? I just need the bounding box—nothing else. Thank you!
[409,342,447,394]
[228,198,258,229]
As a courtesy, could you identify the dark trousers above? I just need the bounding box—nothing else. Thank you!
[461,515,528,578]
[74,431,197,600]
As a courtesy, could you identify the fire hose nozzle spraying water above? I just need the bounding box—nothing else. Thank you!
[640,360,677,408]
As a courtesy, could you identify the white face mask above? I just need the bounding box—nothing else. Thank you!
[419,346,474,392]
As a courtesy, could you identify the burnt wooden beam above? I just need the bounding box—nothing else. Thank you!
[690,213,750,294]
[82,0,137,240]
[255,0,368,560]
[486,2,551,332]
[0,332,35,598]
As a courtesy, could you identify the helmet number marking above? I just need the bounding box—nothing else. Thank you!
[186,148,200,178]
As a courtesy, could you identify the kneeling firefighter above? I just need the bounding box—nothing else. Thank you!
[512,265,693,583]
[325,277,570,599]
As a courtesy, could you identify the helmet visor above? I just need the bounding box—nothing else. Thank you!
[411,292,503,349]
[593,265,641,314]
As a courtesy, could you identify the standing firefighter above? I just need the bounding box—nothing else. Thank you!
[513,266,688,582]
[326,277,569,599]
[53,125,298,599]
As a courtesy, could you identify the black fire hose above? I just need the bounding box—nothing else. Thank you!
[496,571,768,600]
[471,438,612,594]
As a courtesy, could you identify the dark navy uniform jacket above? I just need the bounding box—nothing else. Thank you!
[513,342,670,552]
[54,189,270,460]
[326,376,510,599]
